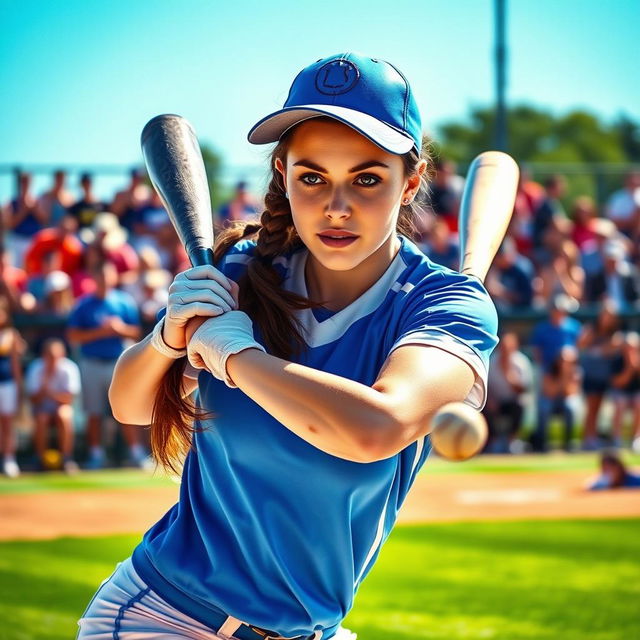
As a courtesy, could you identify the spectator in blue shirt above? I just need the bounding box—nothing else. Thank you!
[67,260,149,469]
[530,294,581,373]
[588,450,640,490]
[486,237,535,311]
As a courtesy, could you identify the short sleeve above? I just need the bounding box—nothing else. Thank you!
[67,300,86,329]
[215,239,257,282]
[63,359,82,394]
[121,293,141,326]
[25,361,42,395]
[389,273,499,409]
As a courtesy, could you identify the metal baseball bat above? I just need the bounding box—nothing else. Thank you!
[140,114,214,268]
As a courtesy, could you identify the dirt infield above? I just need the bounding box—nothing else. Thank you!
[1,468,639,541]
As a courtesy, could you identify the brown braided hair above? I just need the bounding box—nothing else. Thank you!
[150,119,431,473]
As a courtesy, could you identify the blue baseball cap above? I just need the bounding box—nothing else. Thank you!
[247,52,422,155]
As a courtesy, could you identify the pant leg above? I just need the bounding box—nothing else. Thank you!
[77,557,223,640]
[534,395,552,452]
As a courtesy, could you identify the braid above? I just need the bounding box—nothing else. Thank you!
[240,168,313,359]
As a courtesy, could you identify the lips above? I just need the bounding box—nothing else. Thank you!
[317,229,359,248]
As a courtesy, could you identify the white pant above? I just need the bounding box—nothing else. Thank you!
[77,557,355,640]
[0,381,18,415]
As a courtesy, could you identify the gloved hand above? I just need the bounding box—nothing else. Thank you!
[163,265,238,350]
[187,310,265,387]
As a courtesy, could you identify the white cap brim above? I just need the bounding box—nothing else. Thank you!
[248,104,415,155]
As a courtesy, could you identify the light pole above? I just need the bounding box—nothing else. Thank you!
[495,0,508,151]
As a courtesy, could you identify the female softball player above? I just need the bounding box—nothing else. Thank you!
[78,52,498,640]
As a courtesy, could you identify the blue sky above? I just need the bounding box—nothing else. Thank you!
[0,0,637,200]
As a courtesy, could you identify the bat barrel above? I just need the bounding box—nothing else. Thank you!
[141,114,215,268]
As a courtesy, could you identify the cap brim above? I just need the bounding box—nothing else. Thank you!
[248,105,415,155]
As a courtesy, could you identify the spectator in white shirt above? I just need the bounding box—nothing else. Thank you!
[25,338,81,473]
[484,332,534,453]
[605,172,640,238]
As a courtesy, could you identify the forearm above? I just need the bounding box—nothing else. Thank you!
[226,349,422,463]
[109,334,183,425]
[67,327,111,344]
[48,390,74,405]
[117,324,142,340]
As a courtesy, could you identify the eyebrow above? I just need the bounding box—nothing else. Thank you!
[292,159,389,173]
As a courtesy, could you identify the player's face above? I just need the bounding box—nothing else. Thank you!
[276,119,411,273]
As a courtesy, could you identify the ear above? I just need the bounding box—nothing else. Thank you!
[274,157,287,192]
[402,159,428,202]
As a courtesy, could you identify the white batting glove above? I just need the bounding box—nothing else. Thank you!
[187,310,265,387]
[162,265,238,350]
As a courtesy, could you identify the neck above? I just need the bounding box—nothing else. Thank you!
[305,234,400,311]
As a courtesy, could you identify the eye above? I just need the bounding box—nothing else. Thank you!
[299,173,325,186]
[354,174,381,187]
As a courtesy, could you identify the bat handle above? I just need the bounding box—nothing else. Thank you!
[189,247,215,267]
[183,247,216,349]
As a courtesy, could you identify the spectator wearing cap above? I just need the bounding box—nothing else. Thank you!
[485,237,535,311]
[604,171,640,238]
[484,331,534,453]
[68,173,105,230]
[216,180,260,229]
[29,268,75,357]
[82,213,139,287]
[41,270,75,315]
[37,170,74,228]
[66,260,147,469]
[577,301,623,450]
[533,345,582,453]
[25,338,81,474]
[419,218,459,270]
[530,293,581,374]
[110,168,152,232]
[584,238,640,309]
[4,172,49,269]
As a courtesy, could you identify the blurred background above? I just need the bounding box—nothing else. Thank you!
[0,1,639,639]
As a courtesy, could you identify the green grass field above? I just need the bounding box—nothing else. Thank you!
[2,457,639,639]
[1,452,639,495]
[0,519,638,640]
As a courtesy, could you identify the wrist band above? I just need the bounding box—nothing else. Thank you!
[149,318,187,359]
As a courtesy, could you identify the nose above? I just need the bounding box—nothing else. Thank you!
[324,186,351,220]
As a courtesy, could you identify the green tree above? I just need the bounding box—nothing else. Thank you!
[436,105,639,205]
[200,143,228,211]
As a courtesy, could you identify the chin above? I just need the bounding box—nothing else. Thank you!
[305,240,370,272]
[315,254,366,271]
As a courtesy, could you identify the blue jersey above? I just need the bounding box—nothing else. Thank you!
[68,289,140,359]
[132,236,498,638]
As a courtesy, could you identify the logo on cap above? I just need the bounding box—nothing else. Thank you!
[315,60,359,96]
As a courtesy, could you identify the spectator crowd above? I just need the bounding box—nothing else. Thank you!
[0,164,639,477]
[418,162,640,456]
